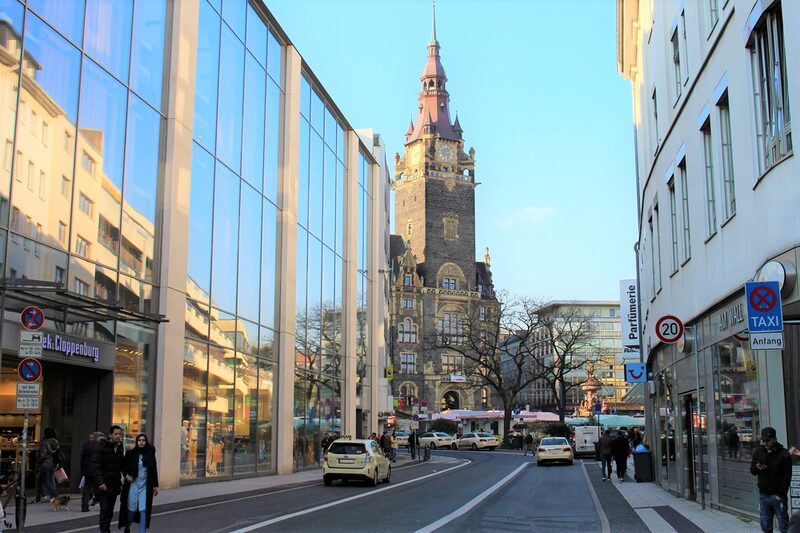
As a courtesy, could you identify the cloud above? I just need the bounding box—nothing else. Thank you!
[496,206,557,229]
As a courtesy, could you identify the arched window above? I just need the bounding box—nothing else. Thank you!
[481,388,489,409]
[400,382,418,403]
[441,391,459,410]
[399,318,418,343]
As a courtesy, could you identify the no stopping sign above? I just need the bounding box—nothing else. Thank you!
[655,315,684,344]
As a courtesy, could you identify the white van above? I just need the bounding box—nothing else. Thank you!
[573,426,601,457]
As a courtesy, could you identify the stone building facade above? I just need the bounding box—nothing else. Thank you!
[389,14,497,416]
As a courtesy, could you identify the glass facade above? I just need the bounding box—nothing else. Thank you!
[0,0,165,454]
[182,0,282,479]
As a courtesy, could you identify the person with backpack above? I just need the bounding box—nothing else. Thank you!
[598,429,614,481]
[523,433,534,456]
[36,428,62,503]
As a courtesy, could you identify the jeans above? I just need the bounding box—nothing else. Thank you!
[601,455,613,478]
[128,508,147,533]
[390,448,397,461]
[759,493,789,533]
[36,465,58,500]
[523,443,531,456]
[81,476,95,511]
[98,492,118,532]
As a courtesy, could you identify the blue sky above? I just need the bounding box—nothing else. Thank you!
[267,0,637,301]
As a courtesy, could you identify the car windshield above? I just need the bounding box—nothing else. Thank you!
[328,443,366,454]
[541,438,568,446]
[435,433,450,438]
[396,432,408,436]
[477,433,493,438]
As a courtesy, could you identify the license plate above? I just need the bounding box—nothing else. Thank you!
[339,458,354,464]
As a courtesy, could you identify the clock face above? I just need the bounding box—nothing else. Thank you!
[437,144,455,163]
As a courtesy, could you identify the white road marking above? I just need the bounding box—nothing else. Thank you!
[226,460,470,532]
[580,460,611,533]
[635,508,676,532]
[414,462,530,533]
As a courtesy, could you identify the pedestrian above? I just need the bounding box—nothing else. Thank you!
[380,431,391,457]
[750,427,791,533]
[80,431,103,511]
[409,430,418,460]
[390,432,398,462]
[598,429,614,481]
[523,432,534,456]
[35,427,61,503]
[727,427,741,459]
[91,425,124,533]
[119,434,160,533]
[631,428,643,449]
[611,429,629,482]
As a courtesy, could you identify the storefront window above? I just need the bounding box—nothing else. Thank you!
[233,352,258,474]
[114,323,154,446]
[206,344,234,476]
[182,339,208,479]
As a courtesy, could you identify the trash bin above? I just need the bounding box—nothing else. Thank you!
[633,451,653,482]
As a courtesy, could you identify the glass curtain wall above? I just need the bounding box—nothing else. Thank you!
[294,75,346,469]
[0,0,166,441]
[183,0,282,479]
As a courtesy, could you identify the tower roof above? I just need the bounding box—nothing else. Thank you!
[407,2,460,143]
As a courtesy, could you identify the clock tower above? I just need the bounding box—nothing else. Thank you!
[393,7,477,290]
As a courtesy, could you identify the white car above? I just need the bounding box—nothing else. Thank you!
[394,431,409,447]
[323,438,391,486]
[418,432,455,449]
[536,436,574,466]
[455,432,499,450]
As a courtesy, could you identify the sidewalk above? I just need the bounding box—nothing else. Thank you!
[599,456,760,533]
[15,449,427,529]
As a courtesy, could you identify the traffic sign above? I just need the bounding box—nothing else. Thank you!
[624,362,647,383]
[512,406,521,416]
[19,331,42,344]
[750,331,784,351]
[655,315,684,344]
[745,281,783,332]
[18,358,42,382]
[20,306,45,331]
[16,382,40,410]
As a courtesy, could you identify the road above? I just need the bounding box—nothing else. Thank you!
[27,450,651,533]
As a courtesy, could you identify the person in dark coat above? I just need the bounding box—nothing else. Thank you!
[611,430,630,482]
[119,434,159,533]
[36,427,61,503]
[598,430,614,481]
[409,431,418,460]
[92,425,124,533]
[80,431,103,511]
[750,427,792,533]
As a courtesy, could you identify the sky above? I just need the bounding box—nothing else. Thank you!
[267,0,638,302]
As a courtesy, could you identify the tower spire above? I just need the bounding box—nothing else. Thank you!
[430,0,438,47]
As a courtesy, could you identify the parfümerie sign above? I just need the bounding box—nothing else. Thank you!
[620,280,639,349]
[39,333,101,362]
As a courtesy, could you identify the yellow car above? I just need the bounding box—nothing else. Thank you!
[455,432,499,450]
[536,437,574,466]
[323,438,391,486]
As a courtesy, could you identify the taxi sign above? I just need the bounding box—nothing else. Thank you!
[745,281,783,332]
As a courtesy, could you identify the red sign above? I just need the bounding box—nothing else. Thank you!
[18,358,43,382]
[20,306,45,331]
[655,315,684,344]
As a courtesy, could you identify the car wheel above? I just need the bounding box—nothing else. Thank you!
[537,461,542,466]
[369,469,378,487]
[384,466,391,484]
[471,443,478,451]
[323,475,333,486]
[451,443,458,450]
[430,443,436,450]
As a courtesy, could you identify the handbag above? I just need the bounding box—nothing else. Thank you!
[54,467,68,484]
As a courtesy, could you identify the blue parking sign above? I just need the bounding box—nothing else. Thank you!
[624,362,647,383]
[745,281,783,332]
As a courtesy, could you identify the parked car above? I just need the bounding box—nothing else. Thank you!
[536,437,574,466]
[322,438,391,486]
[394,431,409,447]
[418,432,455,449]
[455,432,498,450]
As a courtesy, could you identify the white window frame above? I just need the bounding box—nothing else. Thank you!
[668,179,679,274]
[671,28,682,101]
[701,120,717,237]
[400,352,416,374]
[679,160,691,262]
[718,94,736,220]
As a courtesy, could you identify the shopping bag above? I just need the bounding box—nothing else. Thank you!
[79,475,85,489]
[54,467,69,484]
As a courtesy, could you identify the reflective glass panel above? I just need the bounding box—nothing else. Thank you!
[84,0,133,83]
[310,88,323,135]
[256,357,274,472]
[300,76,310,119]
[258,327,274,360]
[122,94,161,282]
[319,376,341,431]
[237,182,261,322]
[119,274,156,315]
[210,307,236,350]
[216,24,244,173]
[193,1,220,149]
[185,299,210,341]
[296,119,309,229]
[266,30,281,86]
[211,163,239,312]
[221,0,245,40]
[307,236,322,348]
[233,351,257,474]
[130,0,167,110]
[237,318,258,355]
[336,123,345,163]
[308,131,323,238]
[324,108,335,150]
[114,323,154,444]
[0,0,22,228]
[292,369,307,469]
[241,54,265,192]
[295,228,307,339]
[245,4,266,67]
[206,344,234,476]
[263,79,280,203]
[322,147,335,247]
[27,0,85,46]
[187,144,214,301]
[182,339,208,479]
[6,238,67,285]
[259,199,277,330]
[335,162,344,255]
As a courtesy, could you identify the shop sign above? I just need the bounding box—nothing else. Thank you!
[620,280,639,348]
[717,303,745,333]
[449,374,467,383]
[39,333,101,362]
[16,382,41,410]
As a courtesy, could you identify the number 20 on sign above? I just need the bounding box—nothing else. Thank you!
[655,315,684,344]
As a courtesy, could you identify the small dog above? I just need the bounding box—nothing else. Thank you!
[51,495,70,512]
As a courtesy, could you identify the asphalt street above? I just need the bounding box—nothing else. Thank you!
[26,450,651,533]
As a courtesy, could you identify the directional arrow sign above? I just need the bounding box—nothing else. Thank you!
[625,362,647,383]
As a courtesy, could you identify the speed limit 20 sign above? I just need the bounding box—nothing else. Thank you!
[655,315,684,344]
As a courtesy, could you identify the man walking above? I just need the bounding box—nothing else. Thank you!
[598,429,614,481]
[750,427,792,533]
[80,431,103,512]
[523,432,534,456]
[92,425,124,533]
[409,430,418,460]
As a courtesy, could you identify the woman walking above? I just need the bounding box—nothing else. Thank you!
[36,428,61,503]
[611,430,630,482]
[119,434,159,533]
